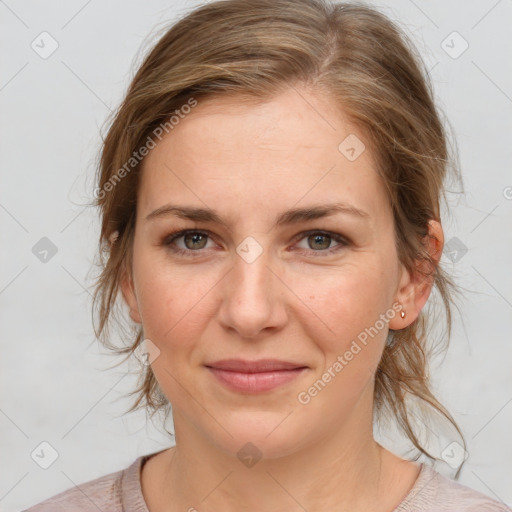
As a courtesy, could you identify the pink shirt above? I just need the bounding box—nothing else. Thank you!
[24,450,511,511]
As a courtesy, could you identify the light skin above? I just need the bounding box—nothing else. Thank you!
[121,85,444,512]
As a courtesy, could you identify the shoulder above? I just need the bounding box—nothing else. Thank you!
[22,469,124,512]
[396,463,512,512]
[23,454,151,512]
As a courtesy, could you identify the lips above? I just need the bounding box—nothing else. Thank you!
[206,359,307,372]
[205,359,308,393]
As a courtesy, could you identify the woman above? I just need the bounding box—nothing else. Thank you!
[25,0,510,510]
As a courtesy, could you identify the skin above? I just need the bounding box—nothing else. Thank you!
[121,85,444,512]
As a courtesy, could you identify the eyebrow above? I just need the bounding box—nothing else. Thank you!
[145,202,370,228]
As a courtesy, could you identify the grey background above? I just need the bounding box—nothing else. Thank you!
[1,0,511,510]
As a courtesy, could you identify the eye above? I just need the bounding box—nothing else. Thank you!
[162,229,349,257]
[163,229,216,256]
[292,230,348,256]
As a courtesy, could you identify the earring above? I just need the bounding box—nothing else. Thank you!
[400,310,406,319]
[109,230,119,246]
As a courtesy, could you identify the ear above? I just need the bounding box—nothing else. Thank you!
[388,220,444,329]
[120,263,142,324]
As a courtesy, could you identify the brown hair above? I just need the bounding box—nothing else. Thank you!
[91,0,465,471]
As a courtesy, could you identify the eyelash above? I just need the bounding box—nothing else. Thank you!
[161,229,349,258]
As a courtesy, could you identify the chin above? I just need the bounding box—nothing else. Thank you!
[206,410,312,462]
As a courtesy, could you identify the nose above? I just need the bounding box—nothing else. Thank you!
[217,247,288,340]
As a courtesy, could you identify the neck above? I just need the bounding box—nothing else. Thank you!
[149,412,402,512]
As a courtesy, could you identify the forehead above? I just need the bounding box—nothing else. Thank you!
[137,86,389,226]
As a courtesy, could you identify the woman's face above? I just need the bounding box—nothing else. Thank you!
[122,86,412,458]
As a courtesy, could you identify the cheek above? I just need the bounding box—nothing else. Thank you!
[134,261,215,400]
[295,268,392,408]
[133,250,217,348]
[301,261,394,350]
